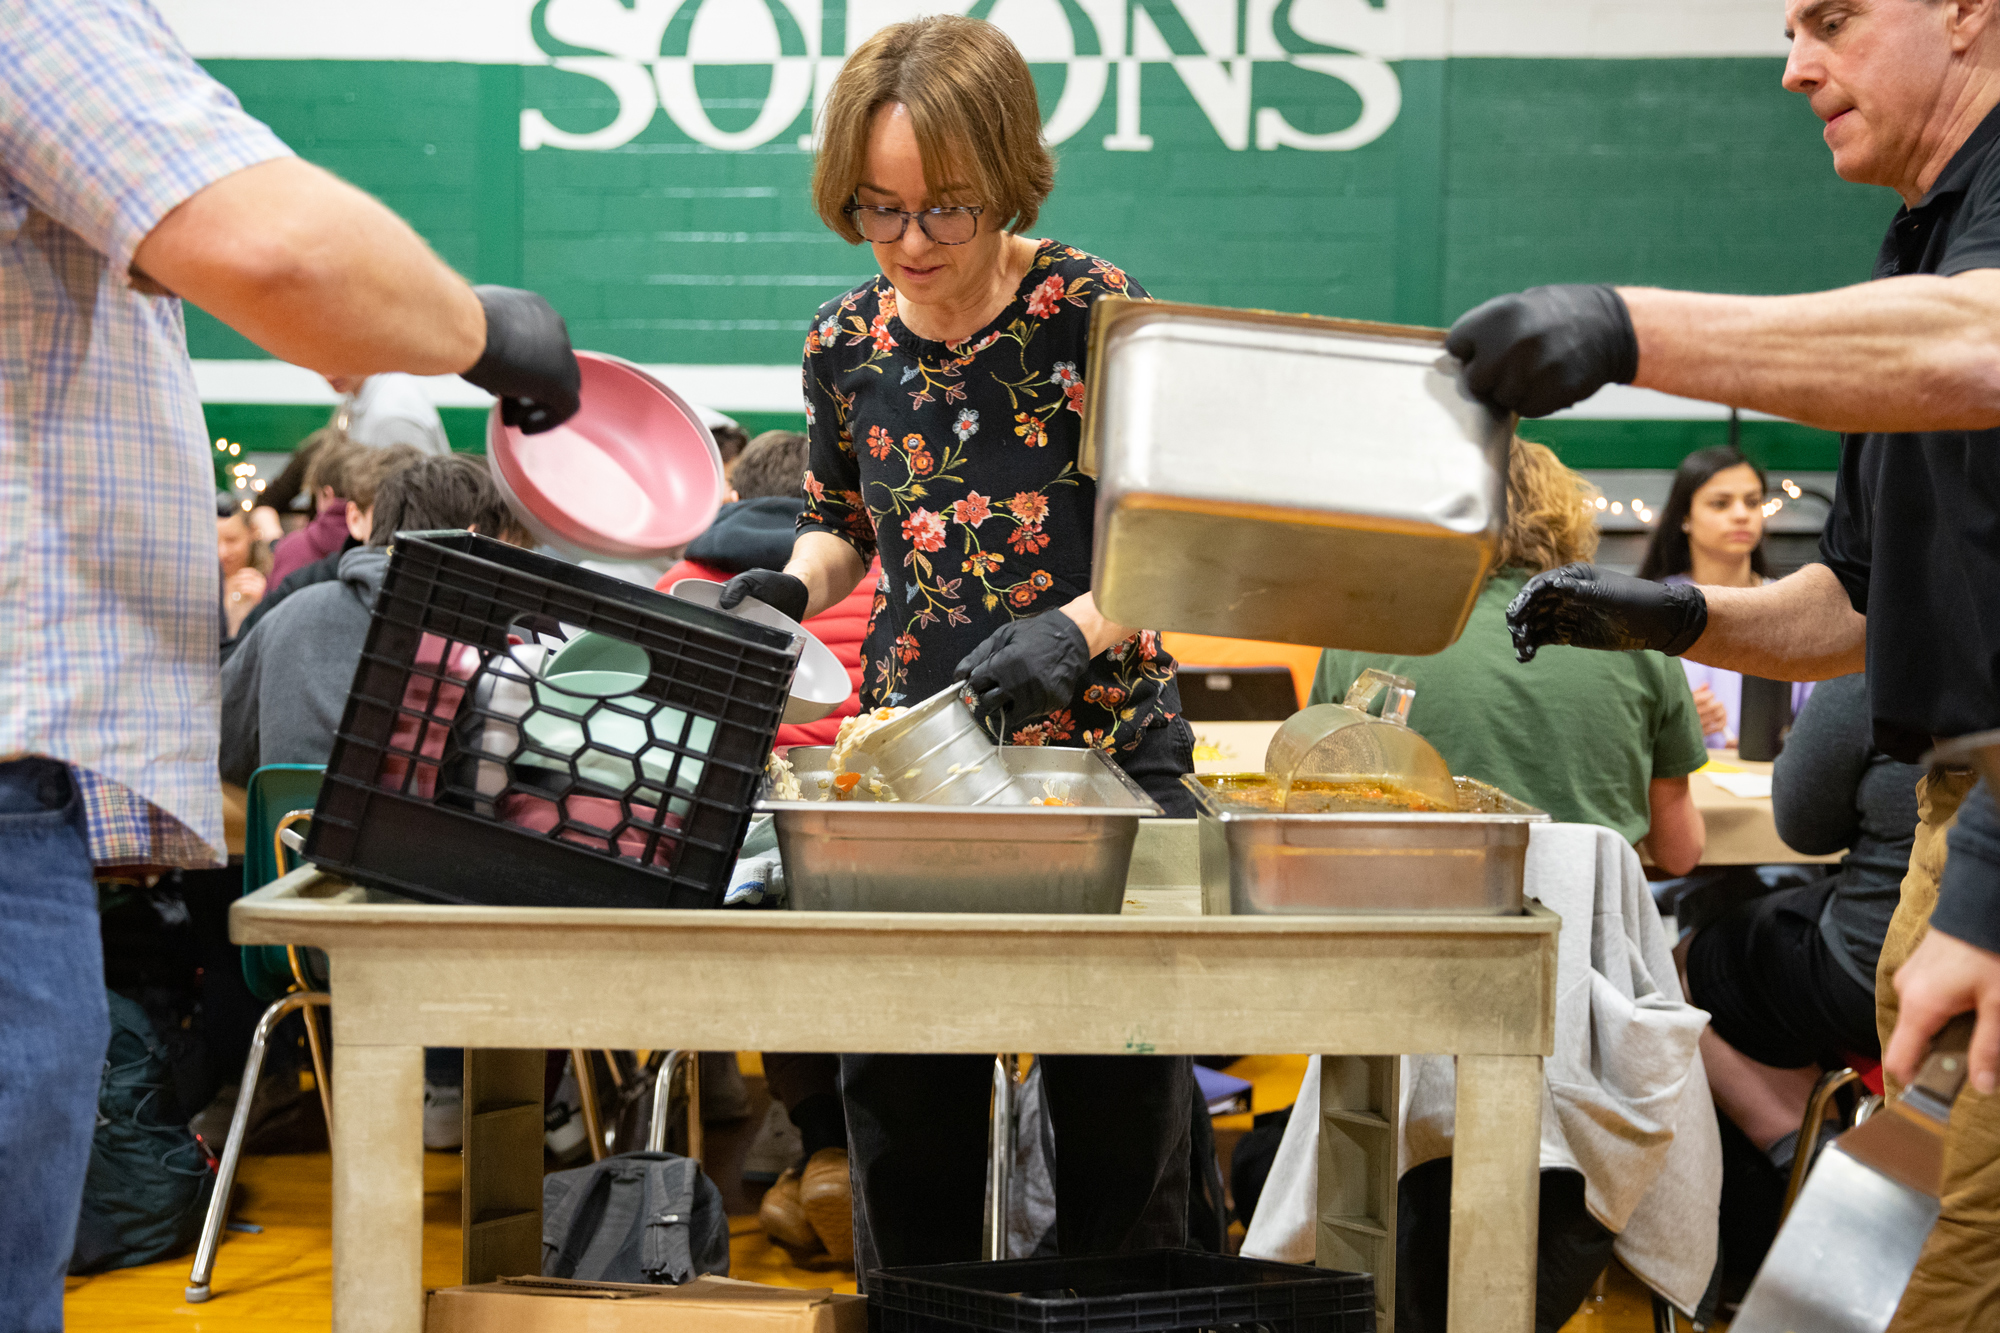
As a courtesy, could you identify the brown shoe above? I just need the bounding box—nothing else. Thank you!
[799,1147,854,1265]
[759,1168,821,1254]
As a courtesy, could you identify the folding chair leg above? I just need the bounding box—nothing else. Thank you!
[571,1050,606,1162]
[986,1055,1017,1262]
[285,946,333,1133]
[1781,1066,1862,1220]
[645,1051,704,1163]
[186,991,331,1303]
[300,997,334,1134]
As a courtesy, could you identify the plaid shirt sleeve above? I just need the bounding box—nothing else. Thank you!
[0,0,291,285]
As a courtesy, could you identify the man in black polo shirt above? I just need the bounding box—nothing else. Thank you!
[1442,0,2000,1324]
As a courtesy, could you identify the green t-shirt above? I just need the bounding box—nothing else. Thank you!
[1311,570,1709,845]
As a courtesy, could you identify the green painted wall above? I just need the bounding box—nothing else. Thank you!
[189,51,1894,468]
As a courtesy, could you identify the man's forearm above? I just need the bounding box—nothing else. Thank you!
[1622,272,2000,433]
[132,157,484,378]
[1682,562,1867,680]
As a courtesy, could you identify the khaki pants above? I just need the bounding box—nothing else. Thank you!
[1878,768,2000,1332]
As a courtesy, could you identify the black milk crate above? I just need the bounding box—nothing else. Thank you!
[867,1250,1374,1333]
[305,531,799,909]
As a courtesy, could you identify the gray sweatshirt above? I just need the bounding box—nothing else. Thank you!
[1771,673,1925,989]
[218,546,388,787]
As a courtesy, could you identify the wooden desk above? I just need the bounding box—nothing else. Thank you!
[1681,752,1836,867]
[1193,726,1832,867]
[231,822,1557,1333]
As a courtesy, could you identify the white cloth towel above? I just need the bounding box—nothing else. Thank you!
[1240,823,1721,1317]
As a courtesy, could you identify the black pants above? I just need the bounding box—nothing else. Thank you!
[1396,1160,1616,1333]
[839,1053,1192,1282]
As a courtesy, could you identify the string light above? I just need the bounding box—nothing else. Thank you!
[1594,496,1608,511]
[1781,478,1802,499]
[1762,496,1785,517]
[1610,501,1624,515]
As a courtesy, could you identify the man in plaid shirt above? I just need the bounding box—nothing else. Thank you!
[0,2,580,1321]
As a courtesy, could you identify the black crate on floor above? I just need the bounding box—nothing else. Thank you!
[305,531,798,909]
[867,1250,1374,1333]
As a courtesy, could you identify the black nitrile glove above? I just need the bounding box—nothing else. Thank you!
[719,569,810,624]
[1504,562,1708,663]
[1445,284,1639,419]
[954,610,1090,729]
[462,285,582,434]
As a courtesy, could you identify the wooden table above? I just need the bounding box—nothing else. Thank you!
[231,821,1558,1333]
[1678,751,1836,867]
[1192,725,1834,867]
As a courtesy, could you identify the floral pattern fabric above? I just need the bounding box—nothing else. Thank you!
[797,241,1181,754]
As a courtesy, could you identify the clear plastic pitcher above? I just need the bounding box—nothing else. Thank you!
[1262,700,1457,814]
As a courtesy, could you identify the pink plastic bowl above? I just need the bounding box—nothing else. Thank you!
[487,352,725,559]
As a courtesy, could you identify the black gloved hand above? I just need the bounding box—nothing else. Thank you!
[954,610,1091,730]
[719,569,810,624]
[1445,284,1639,419]
[462,285,582,434]
[1504,562,1708,664]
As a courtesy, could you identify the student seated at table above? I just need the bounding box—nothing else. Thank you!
[219,454,527,782]
[1312,438,1708,875]
[1307,438,1709,1332]
[219,455,528,1150]
[1637,445,1812,747]
[1678,673,1921,1259]
[223,439,422,663]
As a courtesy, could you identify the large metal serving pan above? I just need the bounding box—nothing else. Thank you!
[760,746,1163,913]
[1186,774,1548,915]
[1080,298,1515,654]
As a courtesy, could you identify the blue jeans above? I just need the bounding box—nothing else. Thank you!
[0,760,108,1331]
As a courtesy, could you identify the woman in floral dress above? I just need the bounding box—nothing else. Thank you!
[720,12,1194,1282]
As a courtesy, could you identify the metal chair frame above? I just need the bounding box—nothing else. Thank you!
[186,806,331,1304]
[1781,1064,1883,1220]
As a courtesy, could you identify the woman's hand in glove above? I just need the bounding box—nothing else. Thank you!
[954,610,1092,729]
[1504,563,1708,663]
[719,569,810,624]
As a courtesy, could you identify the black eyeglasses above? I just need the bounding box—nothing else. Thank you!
[844,199,983,245]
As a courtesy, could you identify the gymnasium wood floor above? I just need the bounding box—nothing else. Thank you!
[64,1055,1688,1332]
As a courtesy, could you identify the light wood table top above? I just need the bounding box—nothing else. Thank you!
[230,819,1557,1333]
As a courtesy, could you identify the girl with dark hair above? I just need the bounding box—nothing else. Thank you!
[1636,444,1770,586]
[1639,446,1796,747]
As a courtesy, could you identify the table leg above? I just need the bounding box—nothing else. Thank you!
[463,1050,546,1284]
[333,1043,424,1333]
[1447,1054,1541,1333]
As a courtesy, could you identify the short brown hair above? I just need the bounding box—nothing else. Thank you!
[811,16,1054,244]
[730,430,809,501]
[1496,438,1601,575]
[301,428,359,499]
[368,455,525,548]
[341,443,424,512]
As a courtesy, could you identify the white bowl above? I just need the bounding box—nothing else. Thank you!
[668,578,851,726]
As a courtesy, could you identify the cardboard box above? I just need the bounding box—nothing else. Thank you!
[426,1275,867,1333]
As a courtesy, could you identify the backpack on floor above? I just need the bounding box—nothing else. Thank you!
[541,1151,729,1285]
[69,991,214,1274]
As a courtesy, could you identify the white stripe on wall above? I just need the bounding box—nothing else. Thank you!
[154,0,1792,62]
[190,359,1778,423]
